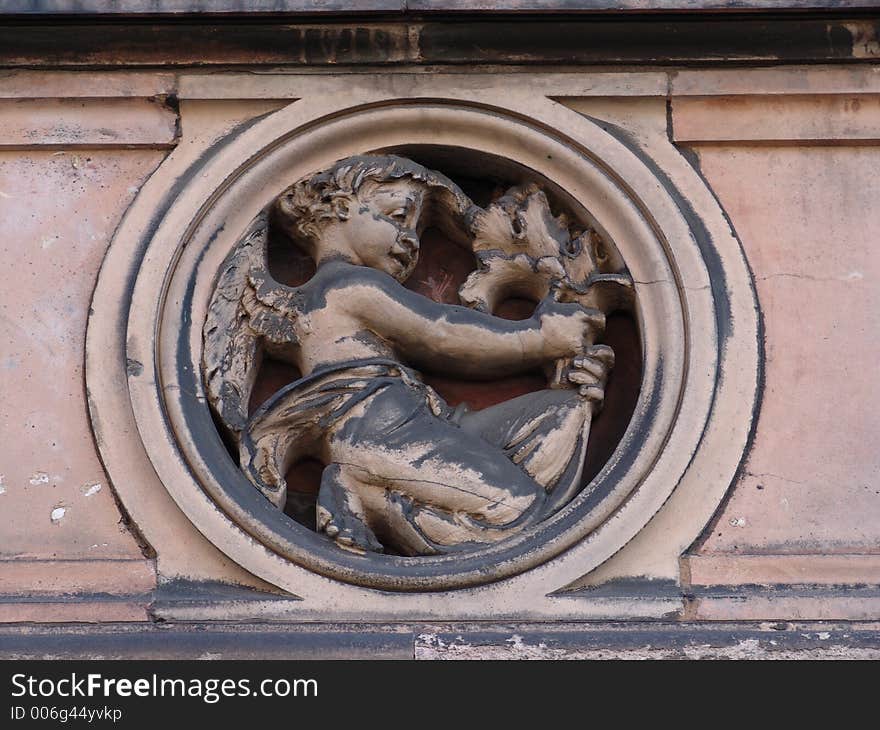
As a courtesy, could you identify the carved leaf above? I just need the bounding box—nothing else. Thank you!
[462,184,634,316]
[471,185,570,260]
[459,254,559,312]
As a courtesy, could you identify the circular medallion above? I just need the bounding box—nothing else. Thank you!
[87,91,758,595]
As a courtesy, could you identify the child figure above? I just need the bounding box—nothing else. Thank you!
[211,156,615,556]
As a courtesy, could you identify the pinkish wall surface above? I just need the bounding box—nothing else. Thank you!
[694,145,880,555]
[0,149,166,560]
[0,68,877,617]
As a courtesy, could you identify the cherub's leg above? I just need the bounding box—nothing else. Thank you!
[316,457,514,556]
[457,388,590,492]
[328,395,548,552]
[333,427,544,525]
[455,344,613,494]
[316,463,383,554]
[329,447,546,554]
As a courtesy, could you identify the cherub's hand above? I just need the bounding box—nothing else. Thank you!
[565,344,615,408]
[534,298,605,358]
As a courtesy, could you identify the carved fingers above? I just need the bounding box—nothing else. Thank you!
[566,344,615,404]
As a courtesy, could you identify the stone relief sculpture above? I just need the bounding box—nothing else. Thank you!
[203,155,633,557]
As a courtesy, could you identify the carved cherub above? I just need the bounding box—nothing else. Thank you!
[204,155,622,556]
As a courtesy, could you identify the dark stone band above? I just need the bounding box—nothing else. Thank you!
[2,617,879,659]
[0,17,875,67]
[1,1,878,17]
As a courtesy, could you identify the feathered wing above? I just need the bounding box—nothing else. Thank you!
[203,211,299,437]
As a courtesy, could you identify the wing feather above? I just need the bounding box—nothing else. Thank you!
[203,212,299,435]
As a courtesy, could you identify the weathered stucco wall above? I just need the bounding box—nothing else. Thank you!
[671,75,880,618]
[696,145,880,555]
[0,149,164,562]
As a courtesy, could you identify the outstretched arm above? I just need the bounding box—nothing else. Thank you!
[328,264,603,379]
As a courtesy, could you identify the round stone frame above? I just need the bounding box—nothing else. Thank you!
[87,89,759,596]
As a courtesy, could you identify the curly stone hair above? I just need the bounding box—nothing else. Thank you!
[274,154,473,249]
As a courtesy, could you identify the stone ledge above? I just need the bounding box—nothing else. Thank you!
[1,621,878,660]
[672,94,880,144]
[682,554,880,586]
[5,579,878,625]
[0,72,177,99]
[672,67,880,96]
[683,587,880,621]
[0,597,151,624]
[415,621,880,659]
[0,560,157,597]
[0,98,179,149]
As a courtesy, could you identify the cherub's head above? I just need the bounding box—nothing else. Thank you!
[276,155,468,282]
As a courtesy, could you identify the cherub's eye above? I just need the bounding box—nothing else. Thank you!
[388,208,408,220]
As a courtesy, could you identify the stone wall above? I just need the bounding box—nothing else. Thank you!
[0,8,877,656]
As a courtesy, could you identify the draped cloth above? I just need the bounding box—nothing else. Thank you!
[240,357,591,549]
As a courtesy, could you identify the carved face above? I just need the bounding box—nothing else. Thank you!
[337,180,424,282]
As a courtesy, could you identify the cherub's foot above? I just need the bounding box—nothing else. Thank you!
[317,464,383,554]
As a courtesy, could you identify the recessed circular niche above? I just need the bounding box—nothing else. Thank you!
[88,94,757,594]
[247,145,642,541]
